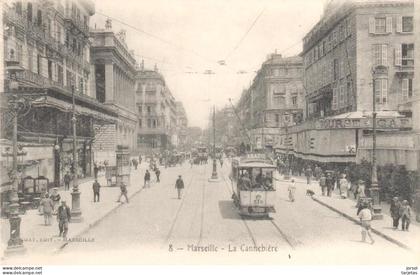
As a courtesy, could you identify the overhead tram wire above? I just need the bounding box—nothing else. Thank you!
[224,8,266,61]
[95,11,219,65]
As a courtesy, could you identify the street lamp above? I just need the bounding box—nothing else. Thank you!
[209,105,219,182]
[370,66,384,220]
[4,60,26,255]
[70,84,83,222]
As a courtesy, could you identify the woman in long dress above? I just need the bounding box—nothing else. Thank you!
[339,174,348,199]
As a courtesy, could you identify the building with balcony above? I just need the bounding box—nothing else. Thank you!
[275,0,416,171]
[1,0,117,188]
[90,20,138,156]
[175,101,188,151]
[135,63,179,154]
[235,52,304,151]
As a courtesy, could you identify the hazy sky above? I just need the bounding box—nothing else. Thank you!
[91,0,325,128]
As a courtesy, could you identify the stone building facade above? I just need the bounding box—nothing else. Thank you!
[175,101,188,151]
[274,0,415,168]
[235,53,304,151]
[90,21,138,160]
[135,64,179,154]
[1,0,118,188]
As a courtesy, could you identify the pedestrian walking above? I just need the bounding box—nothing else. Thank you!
[117,182,129,203]
[64,172,71,191]
[132,158,138,170]
[305,166,312,185]
[339,174,349,199]
[399,200,411,231]
[50,188,61,214]
[155,168,161,183]
[175,175,184,199]
[319,173,327,196]
[288,179,296,202]
[220,158,224,167]
[326,172,334,197]
[57,200,71,238]
[314,165,322,181]
[39,193,54,226]
[93,163,99,179]
[93,179,101,202]
[358,203,375,244]
[390,197,401,230]
[139,155,142,165]
[144,170,151,188]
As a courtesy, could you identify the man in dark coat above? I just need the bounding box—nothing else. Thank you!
[155,168,161,183]
[390,197,401,230]
[325,172,334,196]
[57,200,71,238]
[93,163,99,179]
[93,179,101,202]
[175,175,184,199]
[305,166,312,185]
[64,172,71,191]
[144,170,151,188]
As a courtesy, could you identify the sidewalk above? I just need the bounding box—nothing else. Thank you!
[275,172,420,252]
[0,167,145,258]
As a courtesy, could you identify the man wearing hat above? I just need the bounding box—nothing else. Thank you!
[57,200,71,238]
[390,197,401,230]
[175,175,184,199]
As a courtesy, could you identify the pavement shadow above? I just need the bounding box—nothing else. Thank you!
[218,200,242,220]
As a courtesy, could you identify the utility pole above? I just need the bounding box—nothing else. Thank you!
[209,105,219,182]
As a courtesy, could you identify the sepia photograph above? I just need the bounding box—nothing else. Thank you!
[0,0,419,272]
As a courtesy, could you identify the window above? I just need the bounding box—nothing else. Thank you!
[273,95,285,108]
[28,48,33,71]
[401,79,413,101]
[27,3,32,22]
[139,119,142,128]
[57,25,62,43]
[48,60,53,79]
[37,10,42,27]
[333,59,339,80]
[375,18,386,33]
[275,114,280,124]
[374,78,388,105]
[138,105,142,114]
[15,2,22,15]
[292,96,298,106]
[373,44,388,66]
[57,65,63,85]
[147,119,151,128]
[401,44,414,66]
[402,16,413,33]
[147,106,151,114]
[37,54,42,75]
[339,84,346,108]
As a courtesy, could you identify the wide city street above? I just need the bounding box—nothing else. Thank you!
[29,160,416,265]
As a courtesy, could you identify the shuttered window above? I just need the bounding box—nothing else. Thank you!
[332,86,338,110]
[374,79,388,105]
[373,44,387,66]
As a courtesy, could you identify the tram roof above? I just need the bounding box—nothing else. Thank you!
[237,162,276,168]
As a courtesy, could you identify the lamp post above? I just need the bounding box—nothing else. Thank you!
[70,84,83,222]
[370,67,383,220]
[4,60,26,255]
[209,105,219,182]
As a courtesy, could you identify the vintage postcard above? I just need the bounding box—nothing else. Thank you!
[1,0,419,272]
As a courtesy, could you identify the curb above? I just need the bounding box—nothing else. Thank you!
[54,186,145,252]
[311,196,411,251]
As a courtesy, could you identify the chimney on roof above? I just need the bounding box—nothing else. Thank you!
[154,64,158,72]
[141,59,144,71]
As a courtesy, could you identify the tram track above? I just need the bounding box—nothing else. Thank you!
[162,163,208,248]
[219,162,299,250]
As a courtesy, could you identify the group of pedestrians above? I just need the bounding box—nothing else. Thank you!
[390,197,412,231]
